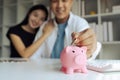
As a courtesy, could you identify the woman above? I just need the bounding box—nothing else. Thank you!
[6,4,54,58]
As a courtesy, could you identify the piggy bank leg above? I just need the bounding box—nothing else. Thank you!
[81,67,88,73]
[75,69,82,73]
[66,68,74,74]
[60,66,66,72]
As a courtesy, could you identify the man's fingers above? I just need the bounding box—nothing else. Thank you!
[77,28,95,42]
[71,32,79,39]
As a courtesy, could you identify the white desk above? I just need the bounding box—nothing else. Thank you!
[0,59,119,80]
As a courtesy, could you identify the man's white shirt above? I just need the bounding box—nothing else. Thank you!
[30,12,101,60]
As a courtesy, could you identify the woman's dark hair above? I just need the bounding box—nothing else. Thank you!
[17,4,48,27]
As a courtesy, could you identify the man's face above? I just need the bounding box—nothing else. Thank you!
[50,0,73,23]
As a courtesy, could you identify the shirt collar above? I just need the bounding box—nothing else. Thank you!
[67,12,73,26]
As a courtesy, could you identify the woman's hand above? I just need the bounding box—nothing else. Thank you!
[71,28,97,58]
[42,19,54,36]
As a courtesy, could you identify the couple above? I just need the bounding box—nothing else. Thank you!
[7,0,101,60]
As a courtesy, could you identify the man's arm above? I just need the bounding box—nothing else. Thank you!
[71,28,101,59]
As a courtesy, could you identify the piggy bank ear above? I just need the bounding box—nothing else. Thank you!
[66,46,71,53]
[81,46,87,53]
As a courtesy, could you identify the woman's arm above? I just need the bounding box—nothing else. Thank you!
[10,20,54,58]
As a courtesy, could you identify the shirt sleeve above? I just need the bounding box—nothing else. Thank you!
[76,17,90,32]
[6,27,18,40]
[88,42,102,61]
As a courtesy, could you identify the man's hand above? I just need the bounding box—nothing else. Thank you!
[71,28,97,58]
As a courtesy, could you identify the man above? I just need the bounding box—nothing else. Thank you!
[31,0,101,59]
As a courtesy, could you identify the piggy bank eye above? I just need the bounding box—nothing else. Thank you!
[81,50,83,53]
[72,50,75,53]
[81,50,84,53]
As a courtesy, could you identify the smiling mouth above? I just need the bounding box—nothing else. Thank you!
[32,21,38,26]
[56,12,62,15]
[56,9,64,14]
[32,23,37,27]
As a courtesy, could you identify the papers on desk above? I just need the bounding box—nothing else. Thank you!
[0,58,28,62]
[87,60,120,72]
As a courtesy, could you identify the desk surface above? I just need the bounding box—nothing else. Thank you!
[0,59,119,80]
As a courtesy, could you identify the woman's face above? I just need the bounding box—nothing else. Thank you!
[28,9,46,29]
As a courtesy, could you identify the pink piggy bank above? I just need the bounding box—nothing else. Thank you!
[60,46,87,74]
